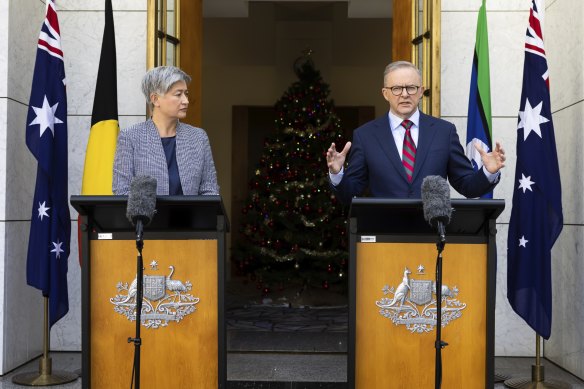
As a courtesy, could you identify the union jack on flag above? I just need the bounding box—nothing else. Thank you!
[26,0,71,328]
[507,0,563,340]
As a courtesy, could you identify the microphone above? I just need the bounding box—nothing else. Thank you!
[421,176,452,243]
[126,176,157,244]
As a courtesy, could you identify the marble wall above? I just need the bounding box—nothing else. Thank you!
[0,0,148,374]
[441,0,534,357]
[543,0,584,379]
[1,0,46,374]
[0,0,7,372]
[441,0,584,378]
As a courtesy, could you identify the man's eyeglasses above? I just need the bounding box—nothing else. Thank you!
[384,85,420,96]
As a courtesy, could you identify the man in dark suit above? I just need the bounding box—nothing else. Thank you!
[327,61,506,204]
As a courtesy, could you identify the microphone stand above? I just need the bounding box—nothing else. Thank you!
[128,219,144,389]
[434,221,448,389]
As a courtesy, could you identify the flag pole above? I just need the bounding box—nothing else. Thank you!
[503,333,570,389]
[12,297,78,386]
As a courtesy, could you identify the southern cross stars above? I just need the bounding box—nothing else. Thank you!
[519,236,529,248]
[38,201,50,220]
[518,98,549,141]
[29,95,63,138]
[518,174,535,193]
[51,239,65,259]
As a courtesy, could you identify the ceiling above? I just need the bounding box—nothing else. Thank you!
[203,0,392,19]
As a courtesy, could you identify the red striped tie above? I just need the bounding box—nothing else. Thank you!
[401,120,416,182]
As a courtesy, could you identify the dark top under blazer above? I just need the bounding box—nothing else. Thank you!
[112,119,219,195]
[332,112,497,204]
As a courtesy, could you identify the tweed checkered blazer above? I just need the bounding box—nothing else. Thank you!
[112,119,219,195]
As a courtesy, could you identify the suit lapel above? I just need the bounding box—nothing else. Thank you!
[175,122,192,194]
[147,119,170,193]
[412,112,438,182]
[371,114,410,182]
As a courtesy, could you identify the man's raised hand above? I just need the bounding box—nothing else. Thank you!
[326,142,352,174]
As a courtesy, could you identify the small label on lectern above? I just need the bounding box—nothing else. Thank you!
[98,233,113,240]
[361,236,376,243]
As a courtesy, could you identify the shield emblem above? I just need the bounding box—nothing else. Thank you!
[409,279,432,305]
[143,275,166,301]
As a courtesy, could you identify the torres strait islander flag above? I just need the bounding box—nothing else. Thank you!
[465,0,493,199]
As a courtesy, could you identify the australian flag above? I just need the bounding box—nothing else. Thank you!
[507,0,563,340]
[26,0,71,328]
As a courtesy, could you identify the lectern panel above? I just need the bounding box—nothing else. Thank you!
[89,239,218,388]
[355,242,487,389]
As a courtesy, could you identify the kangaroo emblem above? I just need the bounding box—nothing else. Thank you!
[386,268,411,308]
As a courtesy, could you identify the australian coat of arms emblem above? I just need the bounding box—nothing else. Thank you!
[110,261,200,329]
[376,266,466,333]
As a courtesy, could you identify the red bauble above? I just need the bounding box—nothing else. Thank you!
[322,280,329,289]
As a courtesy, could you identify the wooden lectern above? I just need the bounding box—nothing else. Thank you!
[71,195,228,389]
[348,198,504,389]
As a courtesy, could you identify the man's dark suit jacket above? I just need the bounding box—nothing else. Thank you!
[332,112,497,204]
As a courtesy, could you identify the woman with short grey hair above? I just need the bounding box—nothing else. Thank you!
[113,66,219,195]
[141,66,191,112]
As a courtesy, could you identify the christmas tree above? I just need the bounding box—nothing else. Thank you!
[232,55,349,295]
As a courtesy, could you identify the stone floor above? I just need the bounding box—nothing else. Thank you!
[0,350,582,388]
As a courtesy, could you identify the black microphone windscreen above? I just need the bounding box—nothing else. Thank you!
[421,175,452,226]
[126,175,157,226]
